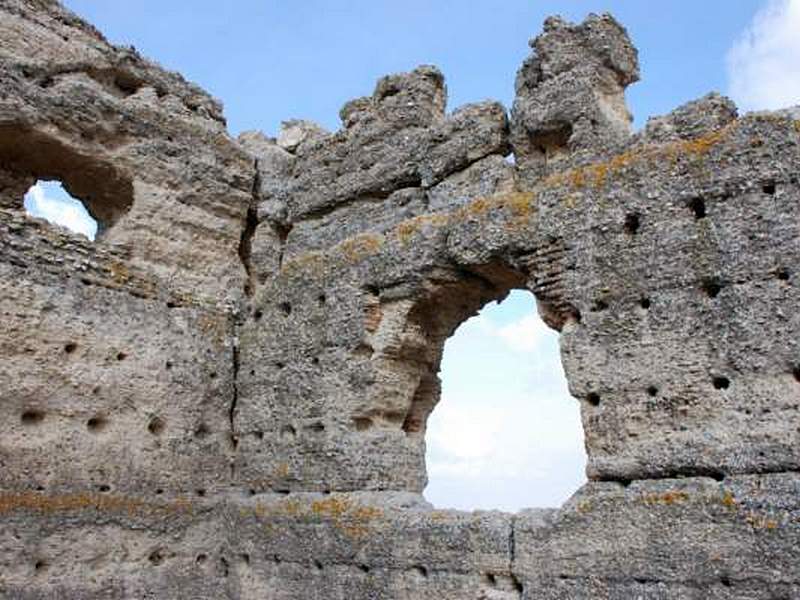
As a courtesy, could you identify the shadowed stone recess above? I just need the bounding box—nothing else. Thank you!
[1,2,799,598]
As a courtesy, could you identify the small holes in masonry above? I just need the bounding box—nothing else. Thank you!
[97,484,111,493]
[254,430,264,440]
[306,422,325,433]
[792,366,800,383]
[196,489,206,497]
[148,549,164,566]
[359,564,371,574]
[165,361,173,370]
[311,357,320,366]
[624,213,641,235]
[278,302,292,316]
[317,293,326,305]
[353,417,372,431]
[194,423,210,438]
[86,415,108,433]
[196,554,207,565]
[253,309,263,321]
[155,488,164,495]
[689,197,706,219]
[485,573,497,586]
[314,560,323,570]
[148,416,165,436]
[241,554,250,566]
[116,351,127,361]
[702,279,723,299]
[762,182,776,195]
[64,342,77,354]
[591,298,608,312]
[646,385,658,397]
[713,376,730,390]
[777,268,790,282]
[21,409,45,426]
[209,372,217,380]
[639,297,651,310]
[414,565,428,578]
[34,560,47,574]
[586,393,601,407]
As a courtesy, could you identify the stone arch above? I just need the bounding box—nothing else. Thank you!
[0,125,134,236]
[354,259,579,494]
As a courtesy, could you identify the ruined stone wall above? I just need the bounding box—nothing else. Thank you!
[1,2,799,598]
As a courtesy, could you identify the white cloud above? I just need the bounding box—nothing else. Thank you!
[425,291,586,512]
[727,0,800,111]
[496,313,549,353]
[23,181,97,240]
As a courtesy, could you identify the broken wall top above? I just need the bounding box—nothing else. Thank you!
[1,2,800,598]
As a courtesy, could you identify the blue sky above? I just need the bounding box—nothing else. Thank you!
[27,1,800,511]
[62,0,768,135]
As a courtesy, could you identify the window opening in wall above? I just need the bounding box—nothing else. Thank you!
[23,180,98,240]
[424,290,586,512]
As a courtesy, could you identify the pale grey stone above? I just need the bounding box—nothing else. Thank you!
[1,2,798,599]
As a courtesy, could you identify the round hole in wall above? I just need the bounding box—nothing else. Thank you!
[86,415,108,433]
[148,416,165,436]
[712,376,730,390]
[21,409,45,426]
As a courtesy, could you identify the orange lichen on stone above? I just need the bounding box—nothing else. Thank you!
[396,218,423,246]
[109,261,130,285]
[721,490,737,508]
[745,512,780,531]
[311,496,350,519]
[340,233,383,262]
[679,129,727,157]
[501,191,536,218]
[642,490,690,506]
[0,492,192,516]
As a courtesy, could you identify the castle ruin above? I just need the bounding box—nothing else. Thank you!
[1,2,799,598]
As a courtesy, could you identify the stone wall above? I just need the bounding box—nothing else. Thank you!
[1,2,799,598]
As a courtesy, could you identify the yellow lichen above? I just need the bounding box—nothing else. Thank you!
[0,492,192,516]
[340,233,383,262]
[721,490,737,508]
[396,218,422,245]
[109,261,130,284]
[678,128,726,157]
[503,191,536,218]
[311,496,350,519]
[642,490,689,506]
[590,163,609,188]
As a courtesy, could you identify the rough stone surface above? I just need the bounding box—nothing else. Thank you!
[1,2,799,598]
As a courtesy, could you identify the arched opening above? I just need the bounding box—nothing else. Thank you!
[0,125,134,237]
[23,180,98,240]
[424,289,586,512]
